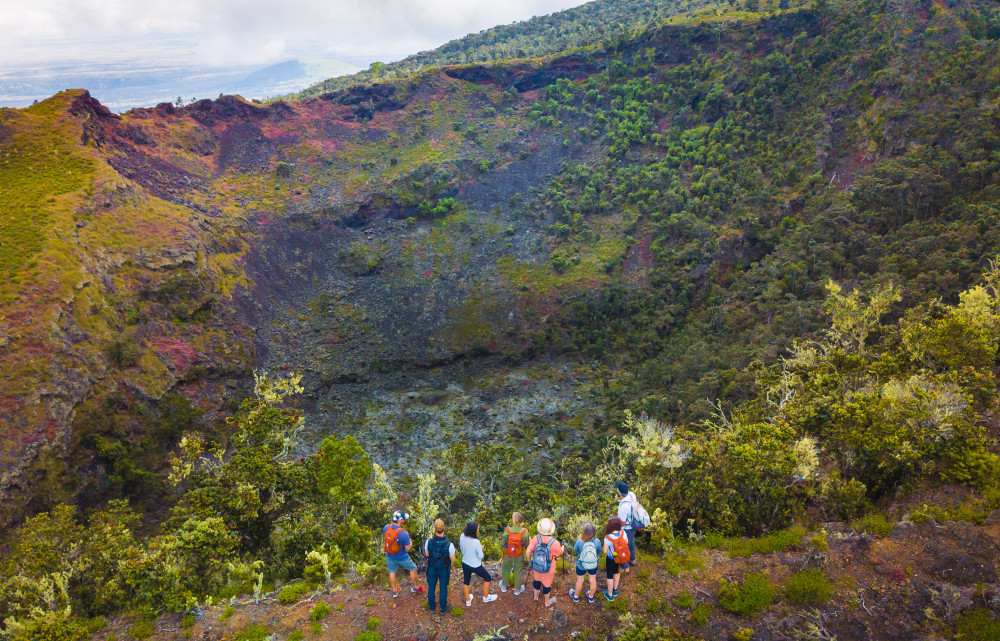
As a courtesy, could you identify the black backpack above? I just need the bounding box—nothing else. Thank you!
[427,536,451,570]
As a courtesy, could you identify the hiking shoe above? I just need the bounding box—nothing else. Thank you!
[483,594,498,603]
[569,588,579,603]
[604,590,613,602]
[613,589,619,598]
[587,592,595,604]
[440,606,452,615]
[499,582,507,593]
[466,597,473,607]
[392,588,401,598]
[412,586,425,594]
[513,585,525,596]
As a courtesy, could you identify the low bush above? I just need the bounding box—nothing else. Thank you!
[691,601,712,626]
[277,583,311,604]
[128,621,154,640]
[233,625,270,641]
[220,606,235,621]
[674,590,694,609]
[367,617,380,630]
[784,569,833,605]
[310,602,331,621]
[851,513,893,537]
[354,632,381,641]
[955,608,1000,641]
[727,528,804,557]
[717,573,775,617]
[288,632,304,641]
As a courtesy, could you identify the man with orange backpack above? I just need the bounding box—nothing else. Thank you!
[498,511,529,595]
[383,510,425,597]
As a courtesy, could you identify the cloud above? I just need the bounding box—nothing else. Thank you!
[0,0,588,66]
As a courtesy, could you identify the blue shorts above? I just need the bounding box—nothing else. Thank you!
[386,555,417,573]
[575,566,598,576]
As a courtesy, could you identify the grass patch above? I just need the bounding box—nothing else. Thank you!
[277,582,311,604]
[450,607,464,617]
[128,621,154,640]
[288,632,304,641]
[365,599,376,607]
[955,609,1000,641]
[784,569,833,606]
[851,513,893,537]
[233,625,270,641]
[674,590,694,609]
[220,605,235,621]
[726,527,805,557]
[180,615,195,628]
[334,602,344,611]
[605,597,628,613]
[367,617,380,630]
[691,601,712,626]
[717,573,776,617]
[310,602,331,621]
[354,632,381,641]
[662,545,707,575]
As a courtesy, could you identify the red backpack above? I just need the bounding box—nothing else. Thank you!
[610,532,631,563]
[505,527,525,558]
[384,524,403,555]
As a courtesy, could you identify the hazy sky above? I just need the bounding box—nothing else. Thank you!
[1,0,590,68]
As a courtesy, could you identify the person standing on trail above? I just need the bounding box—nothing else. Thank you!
[498,511,529,596]
[383,510,424,598]
[615,481,638,570]
[570,522,600,604]
[460,521,498,606]
[525,517,563,608]
[423,518,456,614]
[602,516,629,601]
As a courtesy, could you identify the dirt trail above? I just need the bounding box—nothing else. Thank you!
[99,515,1000,641]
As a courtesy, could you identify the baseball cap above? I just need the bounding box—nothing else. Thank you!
[393,510,410,522]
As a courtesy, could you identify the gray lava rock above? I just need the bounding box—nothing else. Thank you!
[551,608,568,627]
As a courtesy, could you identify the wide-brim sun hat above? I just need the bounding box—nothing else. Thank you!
[537,518,556,536]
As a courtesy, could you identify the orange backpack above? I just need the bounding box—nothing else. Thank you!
[610,532,631,563]
[384,524,402,555]
[505,527,525,558]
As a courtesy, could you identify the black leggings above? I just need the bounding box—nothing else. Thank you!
[532,580,552,594]
[462,563,492,586]
[606,557,621,579]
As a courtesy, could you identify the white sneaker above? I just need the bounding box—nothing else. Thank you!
[483,594,498,603]
[466,597,473,607]
[514,585,525,596]
[499,583,507,593]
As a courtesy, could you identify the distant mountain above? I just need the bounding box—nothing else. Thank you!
[294,0,715,98]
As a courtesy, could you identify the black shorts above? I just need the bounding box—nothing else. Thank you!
[462,563,492,585]
[532,580,552,594]
[576,566,598,576]
[605,557,620,579]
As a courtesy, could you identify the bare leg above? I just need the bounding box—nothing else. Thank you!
[588,574,597,598]
[483,581,491,598]
[463,583,471,604]
[409,569,420,589]
[606,578,613,594]
[389,571,398,592]
[573,574,584,597]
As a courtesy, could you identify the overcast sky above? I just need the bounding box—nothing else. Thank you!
[0,0,590,68]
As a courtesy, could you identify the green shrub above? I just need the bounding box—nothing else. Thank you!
[9,613,90,641]
[784,569,833,605]
[645,597,663,613]
[288,632,304,641]
[910,501,990,526]
[220,606,235,621]
[311,622,322,634]
[955,609,1000,641]
[851,513,893,537]
[181,615,195,628]
[617,621,691,641]
[691,601,712,626]
[727,528,804,557]
[606,598,628,613]
[277,583,311,604]
[128,621,154,640]
[367,617,380,630]
[334,602,344,611]
[450,607,464,617]
[355,631,382,641]
[717,573,775,617]
[310,602,331,621]
[233,625,270,641]
[365,599,376,607]
[674,590,694,609]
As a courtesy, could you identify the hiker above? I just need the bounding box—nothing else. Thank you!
[570,522,601,604]
[422,518,456,614]
[459,521,498,606]
[498,511,529,596]
[615,481,639,569]
[602,516,629,601]
[525,517,564,608]
[383,510,424,597]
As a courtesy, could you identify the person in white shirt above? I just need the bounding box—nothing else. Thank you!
[459,521,498,606]
[615,481,638,570]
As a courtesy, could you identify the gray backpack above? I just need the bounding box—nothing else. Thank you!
[530,535,552,573]
[579,540,600,571]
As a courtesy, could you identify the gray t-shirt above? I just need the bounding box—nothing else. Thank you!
[459,533,484,568]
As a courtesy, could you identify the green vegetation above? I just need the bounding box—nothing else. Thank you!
[220,606,235,621]
[310,602,331,621]
[674,590,694,609]
[784,569,833,605]
[367,616,380,630]
[288,632,304,641]
[233,625,270,641]
[717,573,776,618]
[955,609,1000,641]
[725,529,804,557]
[690,601,712,626]
[354,632,381,641]
[851,513,894,537]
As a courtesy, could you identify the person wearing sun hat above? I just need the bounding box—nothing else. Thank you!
[383,510,424,597]
[525,517,564,607]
